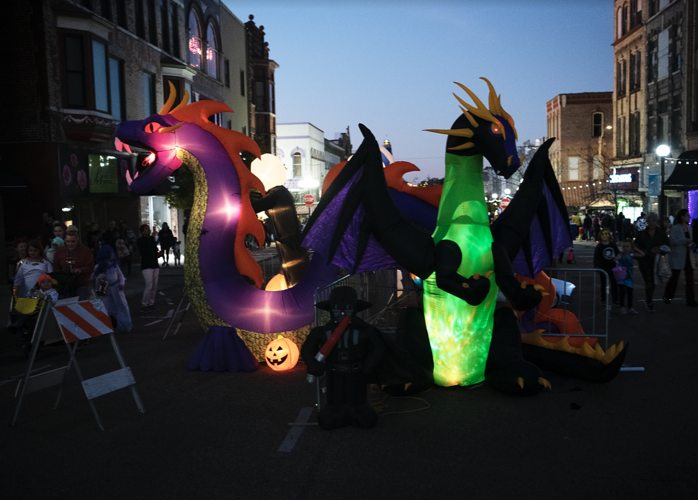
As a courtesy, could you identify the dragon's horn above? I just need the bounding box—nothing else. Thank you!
[171,89,190,114]
[159,82,178,115]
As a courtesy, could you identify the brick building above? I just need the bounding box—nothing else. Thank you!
[1,0,255,281]
[245,15,278,155]
[546,92,615,209]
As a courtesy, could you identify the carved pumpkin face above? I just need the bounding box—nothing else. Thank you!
[265,336,299,371]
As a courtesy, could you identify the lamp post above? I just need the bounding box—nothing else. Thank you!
[656,144,670,219]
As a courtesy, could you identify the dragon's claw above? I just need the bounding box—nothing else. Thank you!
[533,284,545,292]
[538,377,552,390]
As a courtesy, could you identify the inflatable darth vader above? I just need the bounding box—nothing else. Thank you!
[302,286,385,430]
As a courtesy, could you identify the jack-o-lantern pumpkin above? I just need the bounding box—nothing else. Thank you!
[265,335,299,371]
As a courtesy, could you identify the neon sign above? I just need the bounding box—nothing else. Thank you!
[610,173,632,183]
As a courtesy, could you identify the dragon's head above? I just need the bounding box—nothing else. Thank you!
[426,78,522,179]
[114,82,261,193]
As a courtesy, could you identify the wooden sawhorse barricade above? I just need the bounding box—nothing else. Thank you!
[162,287,190,340]
[11,297,145,431]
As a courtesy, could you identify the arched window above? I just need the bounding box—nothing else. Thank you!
[592,112,604,137]
[188,9,202,69]
[293,152,302,178]
[206,23,218,79]
[617,7,622,39]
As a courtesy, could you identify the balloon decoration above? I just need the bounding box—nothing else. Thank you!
[302,78,629,395]
[115,82,338,361]
[265,335,300,371]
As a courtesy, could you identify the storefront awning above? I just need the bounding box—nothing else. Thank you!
[665,151,698,191]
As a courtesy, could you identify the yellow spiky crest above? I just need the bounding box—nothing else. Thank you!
[425,78,519,144]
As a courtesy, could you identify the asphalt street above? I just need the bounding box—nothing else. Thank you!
[1,242,697,499]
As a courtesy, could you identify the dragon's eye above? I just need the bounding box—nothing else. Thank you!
[490,123,502,135]
[145,122,162,133]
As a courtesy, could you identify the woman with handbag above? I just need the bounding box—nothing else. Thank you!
[635,213,670,312]
[663,209,697,306]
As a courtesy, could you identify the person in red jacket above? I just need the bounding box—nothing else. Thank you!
[53,230,95,300]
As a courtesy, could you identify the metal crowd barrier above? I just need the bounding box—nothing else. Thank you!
[313,268,610,349]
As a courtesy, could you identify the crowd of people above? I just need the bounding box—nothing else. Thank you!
[592,209,697,313]
[8,210,180,338]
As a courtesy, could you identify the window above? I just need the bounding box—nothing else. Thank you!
[269,82,274,113]
[161,1,170,54]
[630,52,641,91]
[64,35,86,107]
[293,152,302,177]
[135,0,145,39]
[224,59,230,87]
[658,28,669,81]
[629,0,641,30]
[592,112,603,137]
[648,38,657,83]
[629,112,640,155]
[92,40,109,112]
[148,0,158,46]
[240,70,245,96]
[593,155,603,180]
[622,4,628,37]
[568,157,579,181]
[117,1,127,29]
[206,23,218,79]
[256,81,264,108]
[188,9,202,69]
[617,60,627,96]
[671,25,682,73]
[616,7,623,40]
[109,57,123,120]
[171,4,180,59]
[143,72,155,116]
[101,0,112,21]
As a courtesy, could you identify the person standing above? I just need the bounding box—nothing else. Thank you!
[594,229,619,306]
[634,213,670,312]
[137,224,163,313]
[92,246,132,331]
[663,209,697,306]
[158,222,174,266]
[614,239,645,315]
[101,220,118,251]
[14,241,53,298]
[53,229,95,300]
[583,212,593,241]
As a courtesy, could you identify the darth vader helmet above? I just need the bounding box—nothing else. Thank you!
[316,286,372,323]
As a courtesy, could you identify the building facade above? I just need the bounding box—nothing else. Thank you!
[277,123,327,202]
[613,0,647,218]
[245,15,278,155]
[2,0,254,280]
[546,92,615,209]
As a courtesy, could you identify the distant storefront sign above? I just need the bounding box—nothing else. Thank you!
[89,155,119,193]
[610,173,632,183]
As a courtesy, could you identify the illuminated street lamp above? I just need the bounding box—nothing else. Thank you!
[656,144,670,218]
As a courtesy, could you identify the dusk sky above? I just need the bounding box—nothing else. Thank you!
[224,0,613,181]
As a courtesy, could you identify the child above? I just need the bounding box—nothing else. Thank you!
[615,239,645,314]
[92,246,132,332]
[593,229,620,306]
[8,274,59,335]
[115,231,132,275]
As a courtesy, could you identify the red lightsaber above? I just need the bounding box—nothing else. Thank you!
[307,315,352,383]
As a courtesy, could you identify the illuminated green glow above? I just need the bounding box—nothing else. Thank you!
[424,153,497,387]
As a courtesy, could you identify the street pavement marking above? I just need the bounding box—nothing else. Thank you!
[0,364,52,387]
[144,320,164,327]
[278,407,314,452]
